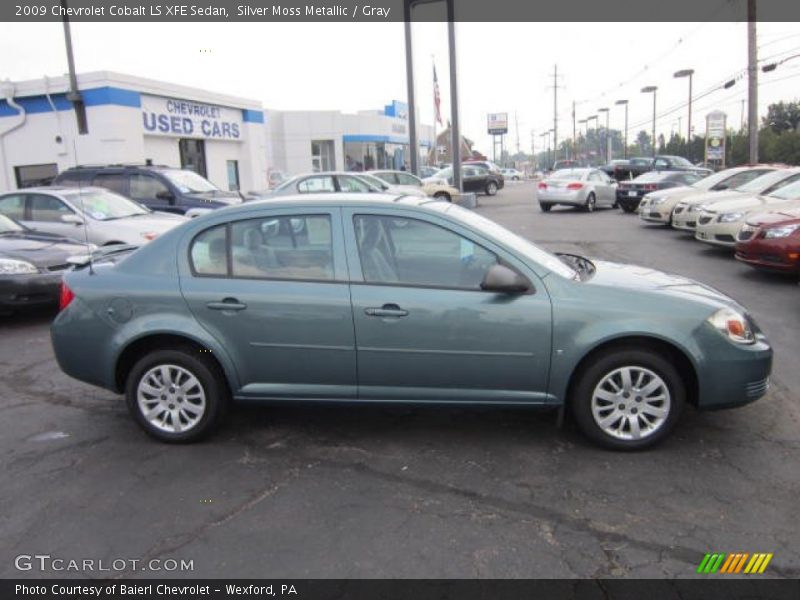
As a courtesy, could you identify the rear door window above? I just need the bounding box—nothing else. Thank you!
[0,194,26,220]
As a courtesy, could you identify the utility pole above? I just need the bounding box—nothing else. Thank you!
[403,6,418,175]
[747,0,758,163]
[61,0,88,134]
[572,101,577,162]
[515,111,520,155]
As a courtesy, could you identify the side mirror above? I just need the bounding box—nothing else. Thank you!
[61,214,84,225]
[156,190,175,203]
[480,264,530,294]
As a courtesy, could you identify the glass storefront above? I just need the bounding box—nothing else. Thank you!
[344,142,406,171]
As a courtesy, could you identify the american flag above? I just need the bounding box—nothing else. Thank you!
[433,65,443,126]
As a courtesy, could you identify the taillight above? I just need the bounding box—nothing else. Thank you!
[538,182,547,190]
[59,281,75,311]
[643,184,658,191]
[567,183,584,190]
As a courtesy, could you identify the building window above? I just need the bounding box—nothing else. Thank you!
[14,164,58,188]
[179,139,207,177]
[226,160,240,191]
[311,140,335,172]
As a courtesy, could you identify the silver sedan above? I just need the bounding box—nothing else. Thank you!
[536,168,618,212]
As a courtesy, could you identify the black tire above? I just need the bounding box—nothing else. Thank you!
[584,193,596,212]
[539,203,552,212]
[620,202,637,213]
[433,191,452,202]
[570,348,685,450]
[485,181,498,196]
[125,347,228,443]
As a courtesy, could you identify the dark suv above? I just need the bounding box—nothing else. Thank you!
[53,164,242,217]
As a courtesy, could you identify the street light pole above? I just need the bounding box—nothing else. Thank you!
[403,8,418,175]
[641,86,658,157]
[747,0,758,163]
[615,100,628,159]
[586,115,597,164]
[577,119,587,163]
[674,69,694,157]
[598,107,609,162]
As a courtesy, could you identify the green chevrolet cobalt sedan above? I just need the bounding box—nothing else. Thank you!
[51,194,772,450]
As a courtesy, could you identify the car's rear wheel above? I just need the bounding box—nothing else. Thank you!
[125,348,227,443]
[584,193,596,212]
[570,348,685,450]
[540,203,552,212]
[485,181,498,196]
[620,202,637,213]
[433,191,452,202]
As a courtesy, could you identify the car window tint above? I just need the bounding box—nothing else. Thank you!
[764,173,800,195]
[230,215,334,281]
[354,214,498,290]
[191,225,228,276]
[297,176,335,193]
[92,173,127,195]
[719,169,772,190]
[129,174,170,201]
[338,175,373,193]
[374,172,396,185]
[29,194,73,222]
[0,194,26,220]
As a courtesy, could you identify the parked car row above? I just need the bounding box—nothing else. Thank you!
[636,165,800,277]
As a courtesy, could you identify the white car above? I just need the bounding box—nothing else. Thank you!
[671,167,800,232]
[0,186,188,246]
[370,170,460,202]
[356,173,426,198]
[501,168,524,181]
[638,166,779,226]
[694,178,800,247]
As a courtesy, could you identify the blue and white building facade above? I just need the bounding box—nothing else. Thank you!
[0,71,267,192]
[265,100,434,176]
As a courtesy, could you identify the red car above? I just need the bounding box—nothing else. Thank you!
[735,206,800,275]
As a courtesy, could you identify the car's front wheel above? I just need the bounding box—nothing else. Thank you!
[125,348,227,443]
[570,348,685,450]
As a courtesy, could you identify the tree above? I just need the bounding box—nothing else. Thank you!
[763,101,800,134]
[636,130,651,155]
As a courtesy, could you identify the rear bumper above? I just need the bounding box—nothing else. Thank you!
[616,192,644,210]
[538,191,583,206]
[0,271,63,309]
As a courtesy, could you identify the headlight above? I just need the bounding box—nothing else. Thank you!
[650,196,666,205]
[707,307,755,345]
[0,258,39,275]
[718,212,744,223]
[764,223,800,239]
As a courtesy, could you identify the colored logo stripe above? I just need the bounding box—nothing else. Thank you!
[698,553,772,574]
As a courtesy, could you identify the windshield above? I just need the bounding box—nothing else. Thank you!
[767,179,800,201]
[736,170,797,194]
[357,174,390,190]
[0,214,25,233]
[430,202,578,279]
[68,190,149,220]
[162,169,219,193]
[692,168,747,191]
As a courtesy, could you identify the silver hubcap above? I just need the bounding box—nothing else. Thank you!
[137,364,206,434]
[591,366,670,441]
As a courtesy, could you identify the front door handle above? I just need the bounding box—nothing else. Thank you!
[207,298,247,311]
[365,304,408,318]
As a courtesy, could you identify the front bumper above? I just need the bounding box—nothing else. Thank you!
[695,221,740,247]
[695,327,773,410]
[735,237,800,273]
[0,271,64,309]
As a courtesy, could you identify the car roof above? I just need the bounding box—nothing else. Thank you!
[243,192,434,210]
[1,185,106,195]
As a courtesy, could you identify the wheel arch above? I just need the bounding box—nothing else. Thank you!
[114,332,236,396]
[564,335,699,408]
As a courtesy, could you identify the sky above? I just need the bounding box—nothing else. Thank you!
[1,20,799,157]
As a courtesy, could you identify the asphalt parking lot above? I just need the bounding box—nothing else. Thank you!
[2,181,798,579]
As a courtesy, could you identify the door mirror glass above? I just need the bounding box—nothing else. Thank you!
[480,264,530,294]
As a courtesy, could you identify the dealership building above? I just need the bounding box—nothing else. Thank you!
[0,72,434,195]
[0,71,267,192]
[265,100,434,176]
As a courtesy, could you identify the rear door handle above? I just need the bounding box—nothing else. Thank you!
[206,298,247,311]
[365,304,408,318]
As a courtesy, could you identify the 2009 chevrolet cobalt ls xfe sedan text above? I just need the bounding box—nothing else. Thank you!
[51,194,772,450]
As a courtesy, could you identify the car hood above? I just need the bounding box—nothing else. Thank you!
[745,201,800,226]
[700,194,777,213]
[95,213,188,235]
[681,189,746,206]
[0,233,90,268]
[586,259,734,307]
